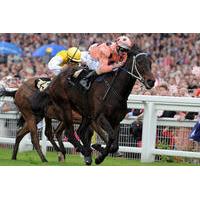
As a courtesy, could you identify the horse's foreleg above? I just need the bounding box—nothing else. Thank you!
[94,114,115,165]
[44,117,65,162]
[52,101,89,162]
[64,121,86,157]
[91,122,119,154]
[76,118,93,165]
[56,103,87,158]
[27,118,48,162]
[12,123,30,160]
[110,125,120,154]
[92,122,108,143]
[84,126,94,152]
[90,122,108,153]
[54,122,66,161]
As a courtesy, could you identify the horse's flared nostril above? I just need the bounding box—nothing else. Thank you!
[147,79,155,88]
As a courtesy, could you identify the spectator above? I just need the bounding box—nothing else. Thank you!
[0,33,200,98]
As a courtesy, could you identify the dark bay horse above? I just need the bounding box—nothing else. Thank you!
[33,44,155,164]
[0,78,87,162]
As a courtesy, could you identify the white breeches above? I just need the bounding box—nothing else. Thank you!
[81,51,99,71]
[48,56,63,75]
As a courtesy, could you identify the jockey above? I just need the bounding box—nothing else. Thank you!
[36,47,81,91]
[80,35,132,89]
[48,47,81,76]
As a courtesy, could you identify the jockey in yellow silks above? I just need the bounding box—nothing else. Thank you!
[48,47,81,76]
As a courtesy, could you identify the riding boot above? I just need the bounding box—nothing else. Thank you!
[80,70,98,90]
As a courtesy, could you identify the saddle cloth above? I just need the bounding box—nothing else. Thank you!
[35,77,51,91]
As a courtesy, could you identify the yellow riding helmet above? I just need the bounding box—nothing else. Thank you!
[67,47,81,62]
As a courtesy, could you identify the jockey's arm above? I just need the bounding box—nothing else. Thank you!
[48,55,63,75]
[96,50,126,74]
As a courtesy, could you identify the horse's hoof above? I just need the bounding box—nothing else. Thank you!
[58,155,65,162]
[92,144,105,155]
[84,156,92,165]
[43,159,48,162]
[95,157,103,165]
[58,152,65,162]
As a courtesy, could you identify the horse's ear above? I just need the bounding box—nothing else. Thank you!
[130,44,142,54]
[128,44,136,55]
[131,44,138,51]
[127,49,133,55]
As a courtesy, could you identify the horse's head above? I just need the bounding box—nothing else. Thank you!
[125,44,155,89]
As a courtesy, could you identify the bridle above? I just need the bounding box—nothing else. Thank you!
[122,52,148,84]
[102,52,149,102]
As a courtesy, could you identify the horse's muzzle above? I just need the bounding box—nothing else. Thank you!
[145,79,155,89]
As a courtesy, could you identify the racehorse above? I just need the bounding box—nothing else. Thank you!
[0,78,92,163]
[32,44,155,164]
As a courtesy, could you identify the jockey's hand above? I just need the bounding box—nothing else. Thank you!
[113,61,124,69]
[62,64,68,69]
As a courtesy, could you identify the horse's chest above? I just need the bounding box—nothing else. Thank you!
[104,103,127,121]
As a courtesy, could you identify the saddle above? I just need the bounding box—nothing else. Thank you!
[35,77,51,91]
[69,68,114,91]
[68,69,93,90]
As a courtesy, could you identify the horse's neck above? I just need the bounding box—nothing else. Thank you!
[115,53,139,100]
[114,69,136,100]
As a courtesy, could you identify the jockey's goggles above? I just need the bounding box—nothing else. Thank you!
[118,46,129,53]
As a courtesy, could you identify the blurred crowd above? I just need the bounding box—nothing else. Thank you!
[132,33,200,98]
[0,33,200,97]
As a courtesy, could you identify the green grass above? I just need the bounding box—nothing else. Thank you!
[0,148,199,166]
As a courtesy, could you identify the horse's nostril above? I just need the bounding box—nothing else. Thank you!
[147,79,155,87]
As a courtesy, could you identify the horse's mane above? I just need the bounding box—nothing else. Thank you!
[122,44,142,69]
[129,44,143,56]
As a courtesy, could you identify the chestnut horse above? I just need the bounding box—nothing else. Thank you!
[0,78,92,163]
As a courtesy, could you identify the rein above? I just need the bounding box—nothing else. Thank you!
[102,70,121,101]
